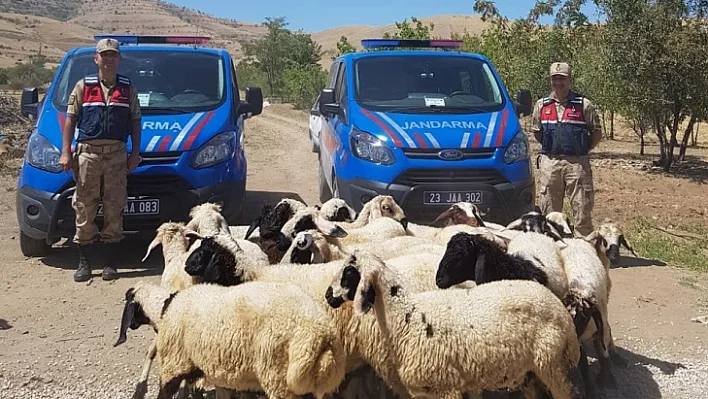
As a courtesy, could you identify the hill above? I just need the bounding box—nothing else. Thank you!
[0,0,267,68]
[311,14,490,69]
[0,0,491,71]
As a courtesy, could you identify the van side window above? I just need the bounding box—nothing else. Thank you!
[334,63,346,103]
[328,61,339,88]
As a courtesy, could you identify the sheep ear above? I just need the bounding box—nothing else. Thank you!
[204,254,221,282]
[315,216,348,238]
[142,236,162,262]
[505,217,523,231]
[431,206,457,227]
[619,235,638,257]
[114,295,137,347]
[185,218,199,232]
[244,216,262,240]
[353,273,377,316]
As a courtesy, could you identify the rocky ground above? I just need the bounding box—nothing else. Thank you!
[0,102,707,398]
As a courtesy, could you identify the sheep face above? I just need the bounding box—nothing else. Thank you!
[360,195,408,229]
[185,202,230,235]
[184,235,241,285]
[325,250,380,315]
[506,208,565,242]
[245,198,306,240]
[142,221,198,262]
[319,198,357,222]
[114,286,153,347]
[436,232,481,289]
[281,209,348,241]
[598,222,637,266]
[431,202,485,227]
[287,230,320,264]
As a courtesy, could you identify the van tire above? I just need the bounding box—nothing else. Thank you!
[20,231,51,257]
[318,162,332,203]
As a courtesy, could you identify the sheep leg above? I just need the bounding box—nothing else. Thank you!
[607,333,627,367]
[132,339,157,399]
[157,376,184,399]
[215,388,234,399]
[578,345,597,399]
[593,335,617,390]
[532,365,573,399]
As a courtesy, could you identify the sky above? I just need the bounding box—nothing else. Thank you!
[167,0,603,32]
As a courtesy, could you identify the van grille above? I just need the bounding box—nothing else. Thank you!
[401,148,495,160]
[392,168,509,186]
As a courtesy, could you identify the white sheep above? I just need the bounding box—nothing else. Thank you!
[324,250,583,399]
[181,232,476,399]
[114,280,347,399]
[430,202,506,231]
[560,231,628,396]
[334,195,408,230]
[132,221,202,399]
[316,198,358,223]
[597,219,639,267]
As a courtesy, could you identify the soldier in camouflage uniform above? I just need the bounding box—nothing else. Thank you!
[58,38,142,282]
[530,62,602,236]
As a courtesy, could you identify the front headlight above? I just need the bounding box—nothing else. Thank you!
[503,130,530,164]
[26,132,62,173]
[350,129,395,166]
[191,131,235,169]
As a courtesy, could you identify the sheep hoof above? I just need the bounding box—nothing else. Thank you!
[131,381,148,399]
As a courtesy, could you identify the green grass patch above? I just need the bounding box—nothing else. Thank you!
[625,216,708,273]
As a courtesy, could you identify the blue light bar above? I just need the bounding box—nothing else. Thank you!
[93,34,210,45]
[361,38,463,49]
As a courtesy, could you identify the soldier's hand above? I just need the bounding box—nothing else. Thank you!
[127,153,141,173]
[59,151,72,173]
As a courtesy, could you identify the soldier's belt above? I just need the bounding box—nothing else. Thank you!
[76,142,126,154]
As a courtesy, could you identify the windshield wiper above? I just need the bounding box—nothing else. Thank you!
[141,107,192,114]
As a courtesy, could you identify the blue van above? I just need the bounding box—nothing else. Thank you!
[16,34,263,256]
[317,38,536,225]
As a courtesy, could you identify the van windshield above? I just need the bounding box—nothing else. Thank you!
[354,55,505,114]
[51,50,226,115]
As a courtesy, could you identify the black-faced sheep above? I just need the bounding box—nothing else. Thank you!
[325,250,584,399]
[114,280,347,399]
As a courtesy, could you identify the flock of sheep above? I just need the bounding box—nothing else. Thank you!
[113,195,639,399]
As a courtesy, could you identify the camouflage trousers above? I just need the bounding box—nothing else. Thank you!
[537,154,595,236]
[71,140,128,245]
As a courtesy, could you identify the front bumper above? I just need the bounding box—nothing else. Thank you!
[336,170,535,225]
[17,176,246,244]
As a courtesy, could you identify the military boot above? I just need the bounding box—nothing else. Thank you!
[101,242,119,281]
[73,244,93,282]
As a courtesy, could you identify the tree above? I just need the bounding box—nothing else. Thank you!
[242,16,291,96]
[382,17,434,40]
[334,36,356,58]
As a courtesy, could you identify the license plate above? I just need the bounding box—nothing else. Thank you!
[97,199,160,216]
[423,191,483,205]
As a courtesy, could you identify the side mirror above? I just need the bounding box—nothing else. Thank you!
[319,88,339,116]
[241,87,263,118]
[21,87,40,120]
[515,89,532,117]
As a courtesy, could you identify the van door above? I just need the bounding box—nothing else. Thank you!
[320,61,346,195]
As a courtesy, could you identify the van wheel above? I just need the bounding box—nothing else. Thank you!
[318,163,332,203]
[19,231,51,257]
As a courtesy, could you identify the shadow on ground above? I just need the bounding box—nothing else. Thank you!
[0,319,12,330]
[611,254,668,269]
[592,150,708,184]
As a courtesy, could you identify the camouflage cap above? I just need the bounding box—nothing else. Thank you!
[550,62,570,77]
[96,38,120,54]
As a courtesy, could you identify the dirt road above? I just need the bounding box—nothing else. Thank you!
[0,105,707,398]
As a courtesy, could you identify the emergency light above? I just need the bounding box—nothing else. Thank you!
[93,34,211,45]
[360,39,463,50]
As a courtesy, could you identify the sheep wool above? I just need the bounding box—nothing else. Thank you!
[334,195,408,230]
[505,231,569,300]
[325,250,583,399]
[115,280,347,399]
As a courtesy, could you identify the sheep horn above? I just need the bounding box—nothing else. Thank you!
[142,237,161,263]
